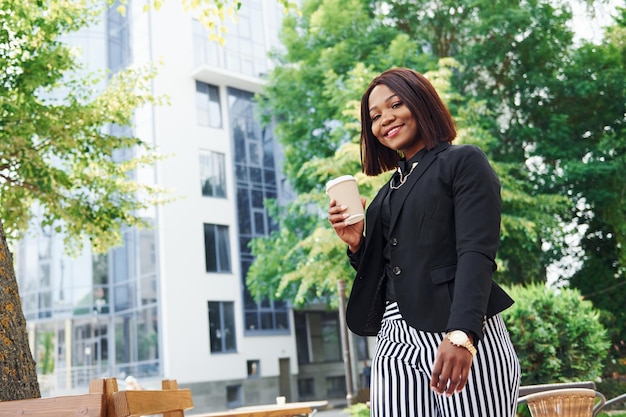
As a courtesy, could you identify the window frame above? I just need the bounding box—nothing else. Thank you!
[208,301,237,354]
[203,223,232,273]
[196,81,223,128]
[199,151,227,198]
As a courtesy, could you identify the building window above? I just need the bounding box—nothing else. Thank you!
[243,289,289,332]
[200,151,227,198]
[298,378,315,399]
[294,313,310,364]
[320,315,341,362]
[192,0,272,78]
[196,81,222,128]
[226,384,243,408]
[192,19,221,68]
[295,311,341,363]
[204,224,231,273]
[247,359,260,378]
[208,302,237,353]
[229,87,289,334]
[107,0,131,75]
[326,375,347,399]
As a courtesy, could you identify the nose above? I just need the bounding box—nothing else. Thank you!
[380,110,394,125]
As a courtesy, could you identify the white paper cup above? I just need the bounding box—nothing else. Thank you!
[326,175,365,225]
[276,396,286,405]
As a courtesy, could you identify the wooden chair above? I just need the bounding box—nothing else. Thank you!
[518,388,606,417]
[0,378,107,417]
[109,378,194,417]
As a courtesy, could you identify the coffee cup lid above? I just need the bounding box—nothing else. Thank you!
[325,175,356,193]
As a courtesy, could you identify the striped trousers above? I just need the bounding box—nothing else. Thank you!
[370,302,521,417]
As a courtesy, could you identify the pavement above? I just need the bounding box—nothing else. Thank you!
[313,398,362,417]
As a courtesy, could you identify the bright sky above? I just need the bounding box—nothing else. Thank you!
[571,0,620,43]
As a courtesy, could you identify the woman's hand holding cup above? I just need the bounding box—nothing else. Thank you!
[328,197,365,253]
[326,175,366,253]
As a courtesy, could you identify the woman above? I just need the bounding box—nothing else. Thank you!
[328,68,520,416]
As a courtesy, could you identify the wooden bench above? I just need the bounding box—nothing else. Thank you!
[0,378,108,417]
[113,379,193,417]
[0,377,193,417]
[105,378,194,417]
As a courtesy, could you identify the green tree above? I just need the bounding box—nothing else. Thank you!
[0,222,40,400]
[1,0,166,254]
[539,6,626,371]
[443,0,626,384]
[455,0,626,376]
[437,0,578,283]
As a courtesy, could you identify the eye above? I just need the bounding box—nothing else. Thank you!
[391,101,403,109]
[371,114,380,122]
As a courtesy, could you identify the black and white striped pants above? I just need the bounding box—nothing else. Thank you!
[370,302,521,417]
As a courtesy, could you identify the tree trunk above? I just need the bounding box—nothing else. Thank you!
[0,220,41,400]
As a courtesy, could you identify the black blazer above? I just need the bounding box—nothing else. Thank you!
[346,142,513,339]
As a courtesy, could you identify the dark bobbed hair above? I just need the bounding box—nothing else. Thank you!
[359,68,457,176]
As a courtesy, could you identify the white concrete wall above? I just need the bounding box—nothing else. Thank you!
[128,0,298,384]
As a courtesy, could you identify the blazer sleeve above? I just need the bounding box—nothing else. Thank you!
[348,245,364,271]
[447,145,502,339]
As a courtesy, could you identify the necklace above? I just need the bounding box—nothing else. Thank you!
[390,162,418,190]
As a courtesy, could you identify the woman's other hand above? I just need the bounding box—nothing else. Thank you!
[429,338,474,396]
[328,198,365,253]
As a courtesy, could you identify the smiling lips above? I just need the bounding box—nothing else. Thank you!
[385,124,403,138]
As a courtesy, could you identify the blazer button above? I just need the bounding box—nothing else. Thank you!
[390,237,398,246]
[392,266,401,275]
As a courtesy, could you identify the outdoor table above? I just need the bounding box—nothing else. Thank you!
[192,400,328,417]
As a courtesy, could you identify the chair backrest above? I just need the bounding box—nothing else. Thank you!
[111,379,194,417]
[519,381,597,397]
[518,388,603,417]
[0,380,106,417]
[593,392,626,417]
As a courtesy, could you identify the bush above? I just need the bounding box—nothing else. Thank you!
[502,284,610,385]
[344,403,369,417]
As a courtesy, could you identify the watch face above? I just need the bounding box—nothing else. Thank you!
[450,331,468,344]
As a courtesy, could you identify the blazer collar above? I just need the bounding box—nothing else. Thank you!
[388,143,448,230]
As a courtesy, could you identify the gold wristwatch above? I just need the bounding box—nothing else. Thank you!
[445,330,477,357]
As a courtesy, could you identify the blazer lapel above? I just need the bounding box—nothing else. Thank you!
[360,180,390,256]
[389,142,450,232]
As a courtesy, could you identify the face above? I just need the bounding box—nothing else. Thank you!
[368,84,424,160]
